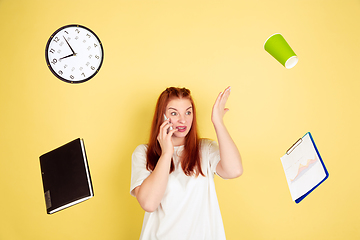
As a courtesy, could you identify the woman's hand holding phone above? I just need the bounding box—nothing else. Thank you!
[157,114,177,157]
[163,114,173,133]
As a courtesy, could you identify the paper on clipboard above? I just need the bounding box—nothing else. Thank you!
[280,132,328,203]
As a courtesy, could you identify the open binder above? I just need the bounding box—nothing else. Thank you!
[39,138,94,214]
[280,132,329,203]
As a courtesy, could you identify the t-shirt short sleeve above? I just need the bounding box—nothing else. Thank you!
[130,144,151,197]
[202,139,221,175]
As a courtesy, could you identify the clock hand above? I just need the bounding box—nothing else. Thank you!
[63,36,76,55]
[59,53,75,60]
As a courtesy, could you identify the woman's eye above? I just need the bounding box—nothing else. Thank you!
[186,111,192,115]
[170,112,177,116]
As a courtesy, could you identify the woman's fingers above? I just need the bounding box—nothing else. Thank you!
[212,87,231,124]
[157,119,177,155]
[219,87,231,106]
[168,127,178,135]
[160,119,170,128]
[158,120,168,140]
[158,119,174,139]
[215,91,222,106]
[215,87,231,110]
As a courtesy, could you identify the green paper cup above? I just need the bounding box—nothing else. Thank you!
[264,33,298,69]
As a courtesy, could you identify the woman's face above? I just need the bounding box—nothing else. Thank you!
[165,97,193,145]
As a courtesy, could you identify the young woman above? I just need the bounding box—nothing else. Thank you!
[130,86,243,240]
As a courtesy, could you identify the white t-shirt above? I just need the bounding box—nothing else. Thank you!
[130,138,226,240]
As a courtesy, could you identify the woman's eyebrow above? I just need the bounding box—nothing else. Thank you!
[168,106,192,111]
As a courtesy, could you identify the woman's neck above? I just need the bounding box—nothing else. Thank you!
[172,136,185,147]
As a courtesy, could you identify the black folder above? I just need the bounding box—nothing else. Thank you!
[39,138,94,214]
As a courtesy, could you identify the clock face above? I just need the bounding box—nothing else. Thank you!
[45,24,104,83]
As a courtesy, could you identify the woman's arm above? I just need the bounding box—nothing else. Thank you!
[134,119,177,212]
[212,86,243,179]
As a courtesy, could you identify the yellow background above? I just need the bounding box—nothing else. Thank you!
[1,0,359,239]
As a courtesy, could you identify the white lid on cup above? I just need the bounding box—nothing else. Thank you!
[285,56,298,69]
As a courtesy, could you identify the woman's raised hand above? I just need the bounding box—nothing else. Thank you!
[211,86,231,126]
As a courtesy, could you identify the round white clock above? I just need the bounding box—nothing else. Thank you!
[45,24,104,83]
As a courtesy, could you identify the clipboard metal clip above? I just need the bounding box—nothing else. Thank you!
[286,138,302,155]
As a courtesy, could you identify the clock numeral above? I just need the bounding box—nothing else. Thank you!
[75,29,80,34]
[94,43,98,48]
[87,46,91,50]
[64,64,68,69]
[53,36,60,43]
[71,67,75,71]
[70,75,74,79]
[49,48,55,54]
[95,55,100,59]
[82,73,85,77]
[91,66,95,70]
[75,36,79,40]
[64,31,69,34]
[86,62,90,66]
[89,54,92,59]
[86,34,91,38]
[58,70,63,75]
[59,41,64,47]
[51,58,57,64]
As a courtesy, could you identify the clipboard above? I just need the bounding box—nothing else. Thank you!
[280,132,329,203]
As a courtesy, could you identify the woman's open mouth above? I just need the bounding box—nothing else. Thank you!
[176,126,187,132]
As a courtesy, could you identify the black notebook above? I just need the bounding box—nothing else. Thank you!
[39,138,94,214]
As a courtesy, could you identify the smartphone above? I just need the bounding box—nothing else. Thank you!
[163,114,173,132]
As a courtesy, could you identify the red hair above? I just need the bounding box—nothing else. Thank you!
[146,87,204,177]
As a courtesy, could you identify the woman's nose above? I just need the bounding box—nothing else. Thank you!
[178,115,186,123]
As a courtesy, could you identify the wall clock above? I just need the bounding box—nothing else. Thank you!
[45,24,104,84]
